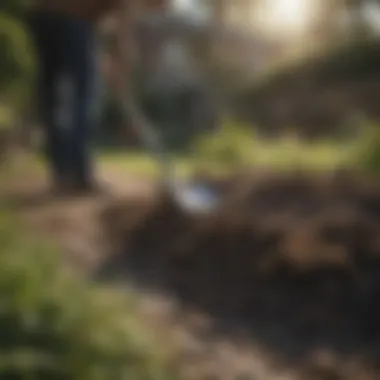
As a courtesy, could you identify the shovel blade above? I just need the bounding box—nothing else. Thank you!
[174,182,221,214]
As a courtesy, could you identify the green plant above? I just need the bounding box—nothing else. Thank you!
[353,121,380,173]
[0,104,14,130]
[0,12,35,92]
[0,211,179,380]
[193,119,256,170]
[0,10,36,132]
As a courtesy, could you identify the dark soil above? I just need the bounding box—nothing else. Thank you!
[100,169,380,380]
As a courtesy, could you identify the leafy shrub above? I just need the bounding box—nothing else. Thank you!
[0,211,178,380]
[193,119,256,170]
[353,121,380,173]
[0,104,14,130]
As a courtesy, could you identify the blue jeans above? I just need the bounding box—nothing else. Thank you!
[27,10,98,185]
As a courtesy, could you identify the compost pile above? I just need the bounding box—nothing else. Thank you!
[102,170,380,378]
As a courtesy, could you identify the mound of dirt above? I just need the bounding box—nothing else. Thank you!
[101,170,380,379]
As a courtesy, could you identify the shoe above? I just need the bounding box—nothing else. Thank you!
[69,179,105,196]
[50,176,72,196]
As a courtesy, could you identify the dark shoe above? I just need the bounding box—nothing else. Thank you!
[69,179,105,196]
[50,176,72,196]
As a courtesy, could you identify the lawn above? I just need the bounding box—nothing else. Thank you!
[99,136,356,178]
[1,124,370,185]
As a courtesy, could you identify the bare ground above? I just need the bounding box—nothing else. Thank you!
[4,167,380,380]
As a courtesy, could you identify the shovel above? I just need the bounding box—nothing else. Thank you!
[119,91,221,214]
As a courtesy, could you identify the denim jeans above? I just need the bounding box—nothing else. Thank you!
[27,10,98,185]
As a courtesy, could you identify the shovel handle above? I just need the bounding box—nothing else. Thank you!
[111,1,175,185]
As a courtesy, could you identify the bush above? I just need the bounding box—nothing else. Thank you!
[0,104,14,130]
[354,121,380,173]
[193,119,256,170]
[0,211,178,380]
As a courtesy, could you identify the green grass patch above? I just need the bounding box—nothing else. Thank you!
[5,118,376,181]
[248,136,355,171]
[98,123,355,178]
[24,139,356,179]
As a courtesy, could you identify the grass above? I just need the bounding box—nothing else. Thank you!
[100,151,192,178]
[0,104,14,130]
[248,136,355,171]
[1,119,373,182]
[11,140,355,181]
[98,118,363,177]
[101,143,351,175]
[99,135,357,178]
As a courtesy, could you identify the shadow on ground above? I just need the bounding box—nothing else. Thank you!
[97,169,380,379]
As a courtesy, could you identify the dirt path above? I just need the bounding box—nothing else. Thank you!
[5,169,380,380]
[2,171,295,380]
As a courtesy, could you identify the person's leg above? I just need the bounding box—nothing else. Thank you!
[26,12,69,187]
[64,19,99,190]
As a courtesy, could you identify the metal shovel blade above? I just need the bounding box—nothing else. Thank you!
[172,180,221,214]
[119,93,221,214]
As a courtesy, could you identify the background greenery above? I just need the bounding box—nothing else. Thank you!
[0,0,35,132]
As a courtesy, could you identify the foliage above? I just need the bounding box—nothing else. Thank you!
[0,10,35,131]
[0,0,36,128]
[237,35,380,100]
[353,121,380,173]
[193,119,257,170]
[191,118,359,173]
[0,104,14,130]
[0,0,28,16]
[0,210,179,380]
